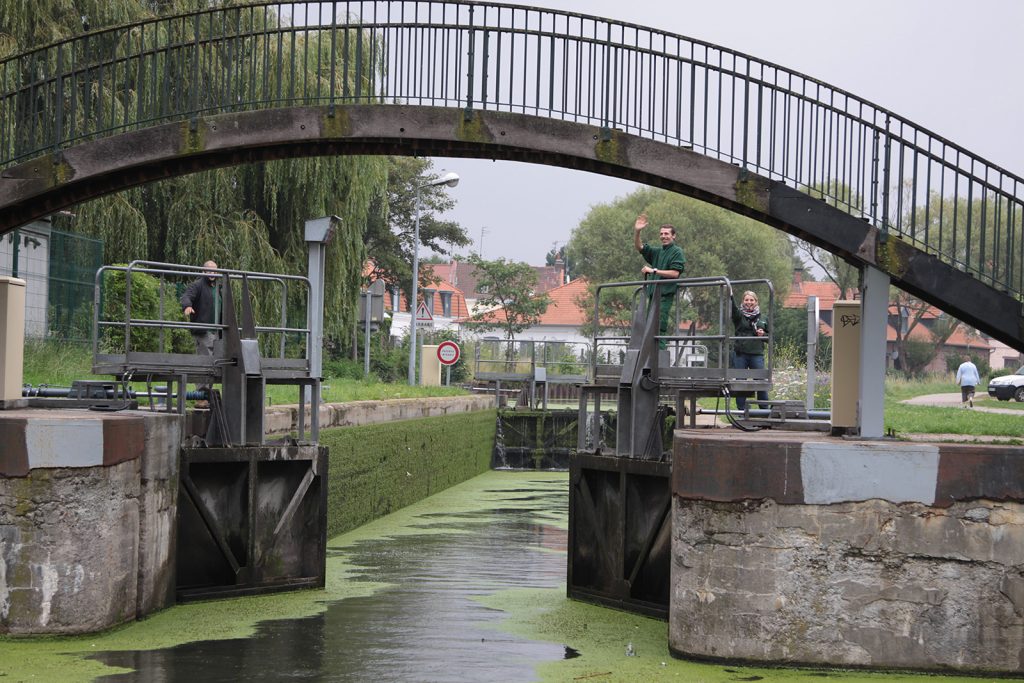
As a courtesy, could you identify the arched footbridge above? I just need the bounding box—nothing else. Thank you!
[1,1,1021,350]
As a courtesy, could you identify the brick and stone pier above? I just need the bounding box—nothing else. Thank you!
[670,430,1024,674]
[0,410,181,634]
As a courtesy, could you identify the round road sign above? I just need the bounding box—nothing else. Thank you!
[437,340,461,365]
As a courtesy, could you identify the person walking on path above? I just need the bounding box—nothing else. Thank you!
[731,290,769,412]
[955,355,981,408]
[633,212,685,349]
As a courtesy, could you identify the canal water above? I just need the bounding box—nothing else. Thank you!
[94,472,571,682]
[0,471,993,682]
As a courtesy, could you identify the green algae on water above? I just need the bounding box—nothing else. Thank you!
[0,550,388,682]
[477,585,1001,682]
[0,470,563,682]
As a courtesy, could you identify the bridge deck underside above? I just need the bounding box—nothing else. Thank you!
[1,106,1019,351]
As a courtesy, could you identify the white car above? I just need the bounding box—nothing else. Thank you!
[987,367,1024,402]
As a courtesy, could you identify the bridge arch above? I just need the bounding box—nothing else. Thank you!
[0,1,1021,349]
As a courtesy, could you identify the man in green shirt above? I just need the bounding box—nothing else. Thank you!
[633,213,686,348]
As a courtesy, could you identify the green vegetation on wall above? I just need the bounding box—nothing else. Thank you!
[320,410,497,538]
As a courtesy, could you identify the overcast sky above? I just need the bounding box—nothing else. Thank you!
[428,0,1024,264]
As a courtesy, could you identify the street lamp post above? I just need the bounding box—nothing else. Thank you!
[408,171,460,385]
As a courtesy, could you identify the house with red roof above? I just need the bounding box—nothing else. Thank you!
[458,277,592,346]
[364,262,471,338]
[428,259,567,312]
[783,268,855,328]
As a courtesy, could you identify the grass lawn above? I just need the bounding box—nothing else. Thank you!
[975,394,1024,410]
[22,340,105,387]
[689,374,1023,442]
[883,376,1023,440]
[266,378,465,405]
[884,402,1022,440]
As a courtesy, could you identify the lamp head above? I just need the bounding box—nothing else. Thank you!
[422,171,460,189]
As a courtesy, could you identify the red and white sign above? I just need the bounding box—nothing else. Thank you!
[437,340,461,366]
[415,301,434,329]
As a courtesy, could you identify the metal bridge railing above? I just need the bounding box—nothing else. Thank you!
[1,1,1021,299]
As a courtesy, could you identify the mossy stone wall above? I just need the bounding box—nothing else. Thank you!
[320,410,497,538]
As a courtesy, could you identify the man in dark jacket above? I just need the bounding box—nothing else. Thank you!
[180,260,219,398]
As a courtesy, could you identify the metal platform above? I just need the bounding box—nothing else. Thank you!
[91,261,320,443]
[582,276,778,449]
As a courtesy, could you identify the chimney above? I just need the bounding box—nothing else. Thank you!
[792,267,804,288]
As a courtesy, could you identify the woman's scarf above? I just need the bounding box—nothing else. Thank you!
[741,303,760,321]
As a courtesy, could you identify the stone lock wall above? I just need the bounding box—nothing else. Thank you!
[670,432,1024,674]
[0,411,181,635]
[0,395,493,635]
[264,395,495,435]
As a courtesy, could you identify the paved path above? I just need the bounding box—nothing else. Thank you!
[902,392,1024,416]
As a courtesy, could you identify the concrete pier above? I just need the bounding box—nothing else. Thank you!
[0,410,181,635]
[670,430,1024,675]
[1,394,494,635]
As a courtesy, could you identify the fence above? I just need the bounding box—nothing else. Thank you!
[0,223,101,342]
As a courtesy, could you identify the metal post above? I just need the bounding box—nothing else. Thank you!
[363,289,372,377]
[10,228,19,278]
[408,188,422,386]
[305,216,339,402]
[408,172,459,385]
[806,295,818,410]
[858,266,889,437]
[417,333,424,385]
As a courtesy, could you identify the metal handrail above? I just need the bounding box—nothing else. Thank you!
[92,261,310,358]
[1,1,1021,299]
[474,338,590,380]
[591,276,774,384]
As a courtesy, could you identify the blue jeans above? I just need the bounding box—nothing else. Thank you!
[732,352,768,410]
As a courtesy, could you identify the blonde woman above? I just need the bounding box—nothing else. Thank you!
[731,290,769,411]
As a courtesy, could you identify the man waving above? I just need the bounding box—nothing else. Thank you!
[633,213,685,347]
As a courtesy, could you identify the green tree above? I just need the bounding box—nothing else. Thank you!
[793,240,859,299]
[889,183,1007,376]
[464,255,550,342]
[899,182,1022,288]
[793,181,862,299]
[363,158,469,303]
[889,290,963,376]
[771,304,832,371]
[3,0,389,347]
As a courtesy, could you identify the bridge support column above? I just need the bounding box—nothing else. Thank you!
[858,265,889,437]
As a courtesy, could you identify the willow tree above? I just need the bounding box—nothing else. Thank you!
[0,0,389,345]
